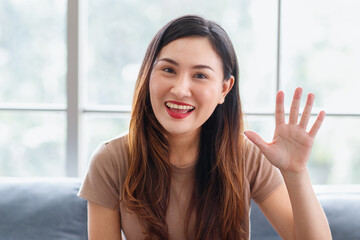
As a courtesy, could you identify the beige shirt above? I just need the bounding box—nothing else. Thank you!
[78,134,283,239]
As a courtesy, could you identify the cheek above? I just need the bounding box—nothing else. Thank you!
[197,85,223,104]
[149,75,166,106]
[149,81,157,108]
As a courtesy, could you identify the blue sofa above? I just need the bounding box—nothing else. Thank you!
[0,178,359,240]
[0,178,87,240]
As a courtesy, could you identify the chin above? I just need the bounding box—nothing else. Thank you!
[164,127,188,136]
[164,126,200,138]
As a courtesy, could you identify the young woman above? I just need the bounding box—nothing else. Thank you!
[78,15,332,240]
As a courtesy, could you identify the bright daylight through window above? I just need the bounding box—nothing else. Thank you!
[0,0,359,184]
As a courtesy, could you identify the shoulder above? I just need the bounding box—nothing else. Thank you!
[242,136,264,176]
[95,132,129,160]
[242,136,283,203]
[242,135,274,180]
[78,133,130,208]
[88,133,130,182]
[102,133,129,164]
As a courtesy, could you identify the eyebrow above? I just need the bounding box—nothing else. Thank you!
[156,58,215,72]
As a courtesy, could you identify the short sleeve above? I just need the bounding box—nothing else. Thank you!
[78,143,120,209]
[244,138,283,204]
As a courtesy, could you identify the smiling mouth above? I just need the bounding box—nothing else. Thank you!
[165,102,195,113]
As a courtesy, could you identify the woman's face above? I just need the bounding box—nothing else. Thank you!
[149,36,233,138]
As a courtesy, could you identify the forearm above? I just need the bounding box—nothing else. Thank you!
[281,169,332,240]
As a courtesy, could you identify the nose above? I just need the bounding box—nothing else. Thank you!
[170,74,192,98]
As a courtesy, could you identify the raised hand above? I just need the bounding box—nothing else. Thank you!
[245,87,325,174]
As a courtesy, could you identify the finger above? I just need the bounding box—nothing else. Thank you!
[275,91,285,125]
[244,130,269,153]
[308,111,325,138]
[289,87,303,124]
[299,93,314,129]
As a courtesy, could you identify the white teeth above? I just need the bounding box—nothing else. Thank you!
[166,102,195,110]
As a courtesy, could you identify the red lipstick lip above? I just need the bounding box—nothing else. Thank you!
[164,101,195,119]
[166,107,193,119]
[165,100,195,107]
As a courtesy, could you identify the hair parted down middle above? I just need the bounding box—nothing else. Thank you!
[123,15,247,240]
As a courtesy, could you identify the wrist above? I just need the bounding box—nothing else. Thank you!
[281,168,309,184]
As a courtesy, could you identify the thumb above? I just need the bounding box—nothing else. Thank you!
[244,131,269,153]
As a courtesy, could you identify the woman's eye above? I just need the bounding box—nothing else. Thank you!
[162,68,175,74]
[194,73,207,79]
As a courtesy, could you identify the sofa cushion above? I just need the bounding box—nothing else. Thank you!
[0,178,87,240]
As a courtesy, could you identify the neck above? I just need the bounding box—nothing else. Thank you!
[167,130,200,168]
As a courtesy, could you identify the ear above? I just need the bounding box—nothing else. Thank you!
[219,76,235,104]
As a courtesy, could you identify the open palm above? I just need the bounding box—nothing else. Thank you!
[245,87,325,173]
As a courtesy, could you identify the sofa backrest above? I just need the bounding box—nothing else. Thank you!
[0,178,87,240]
[1,178,359,240]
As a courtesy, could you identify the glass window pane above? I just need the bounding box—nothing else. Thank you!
[0,112,66,177]
[281,0,360,113]
[238,0,277,113]
[311,116,360,184]
[86,0,277,113]
[244,115,275,143]
[81,114,130,176]
[0,0,67,104]
[246,115,360,184]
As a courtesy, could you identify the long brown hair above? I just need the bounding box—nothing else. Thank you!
[123,15,246,239]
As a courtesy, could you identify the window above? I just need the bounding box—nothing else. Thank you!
[0,0,66,177]
[281,0,360,184]
[1,0,359,184]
